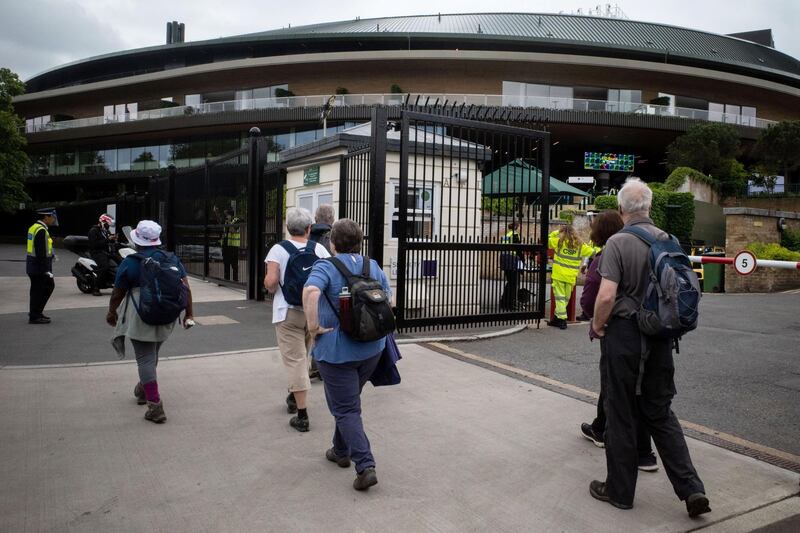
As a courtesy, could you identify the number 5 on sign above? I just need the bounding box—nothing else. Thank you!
[734,250,757,276]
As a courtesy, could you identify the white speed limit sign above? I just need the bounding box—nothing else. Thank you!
[734,250,757,276]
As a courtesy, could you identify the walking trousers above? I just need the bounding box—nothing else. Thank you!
[592,352,654,459]
[28,274,55,319]
[317,353,382,474]
[600,317,705,506]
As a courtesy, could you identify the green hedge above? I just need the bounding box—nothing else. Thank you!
[594,195,618,210]
[746,242,800,261]
[780,227,800,252]
[664,167,716,191]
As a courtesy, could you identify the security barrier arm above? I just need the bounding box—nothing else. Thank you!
[688,256,800,270]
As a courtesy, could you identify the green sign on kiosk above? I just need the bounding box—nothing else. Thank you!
[303,165,320,186]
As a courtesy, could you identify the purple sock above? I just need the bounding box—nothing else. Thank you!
[143,381,160,403]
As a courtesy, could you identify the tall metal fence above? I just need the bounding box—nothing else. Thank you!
[169,148,250,287]
[395,111,550,330]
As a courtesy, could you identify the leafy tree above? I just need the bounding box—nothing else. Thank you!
[666,122,741,181]
[755,120,800,185]
[0,68,31,213]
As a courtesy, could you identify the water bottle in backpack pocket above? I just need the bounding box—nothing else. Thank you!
[278,240,322,306]
[325,256,396,342]
[130,251,189,326]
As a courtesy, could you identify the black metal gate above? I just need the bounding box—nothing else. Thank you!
[396,111,550,329]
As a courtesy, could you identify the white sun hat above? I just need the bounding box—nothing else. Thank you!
[130,220,162,247]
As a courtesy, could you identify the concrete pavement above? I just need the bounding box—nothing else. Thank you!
[1,344,797,532]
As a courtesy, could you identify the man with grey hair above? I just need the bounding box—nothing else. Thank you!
[310,204,335,253]
[589,178,710,517]
[265,207,330,431]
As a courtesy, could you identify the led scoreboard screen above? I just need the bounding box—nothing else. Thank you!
[584,152,635,172]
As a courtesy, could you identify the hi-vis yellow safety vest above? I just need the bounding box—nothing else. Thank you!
[225,221,241,248]
[501,230,517,243]
[548,230,594,284]
[27,222,53,257]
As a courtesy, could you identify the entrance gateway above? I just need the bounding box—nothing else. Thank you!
[156,109,551,330]
[395,111,550,330]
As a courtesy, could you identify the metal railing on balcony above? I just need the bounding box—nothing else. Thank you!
[24,93,777,133]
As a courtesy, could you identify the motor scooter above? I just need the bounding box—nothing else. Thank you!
[63,226,136,294]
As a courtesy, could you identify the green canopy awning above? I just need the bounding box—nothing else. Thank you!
[482,159,589,198]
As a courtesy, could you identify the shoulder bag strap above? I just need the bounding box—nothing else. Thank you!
[361,255,372,278]
[620,225,656,247]
[326,256,360,287]
[278,240,298,256]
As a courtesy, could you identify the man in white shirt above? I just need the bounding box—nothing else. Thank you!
[264,207,330,432]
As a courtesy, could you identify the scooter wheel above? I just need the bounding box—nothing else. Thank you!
[77,279,93,294]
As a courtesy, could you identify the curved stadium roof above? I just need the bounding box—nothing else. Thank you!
[26,13,800,92]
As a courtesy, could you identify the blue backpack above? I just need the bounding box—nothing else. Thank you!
[130,251,189,326]
[279,240,321,306]
[621,225,701,339]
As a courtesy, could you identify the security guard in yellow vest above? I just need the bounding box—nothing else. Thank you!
[222,208,241,281]
[548,225,595,329]
[26,208,58,324]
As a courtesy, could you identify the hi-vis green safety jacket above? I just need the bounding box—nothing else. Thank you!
[548,230,595,284]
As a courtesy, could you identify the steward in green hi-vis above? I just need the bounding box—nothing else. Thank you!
[548,225,595,329]
[222,209,241,282]
[26,208,58,324]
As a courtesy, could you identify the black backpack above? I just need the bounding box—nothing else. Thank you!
[621,226,701,339]
[326,256,396,342]
[278,240,321,306]
[130,251,188,326]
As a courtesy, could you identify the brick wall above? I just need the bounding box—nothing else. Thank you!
[724,207,800,292]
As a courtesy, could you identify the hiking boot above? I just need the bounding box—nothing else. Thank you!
[289,416,309,432]
[133,383,146,405]
[638,452,659,472]
[589,480,632,510]
[353,467,378,491]
[685,493,711,518]
[559,319,568,330]
[286,392,297,414]
[309,358,322,381]
[144,401,166,424]
[580,423,605,448]
[326,448,351,468]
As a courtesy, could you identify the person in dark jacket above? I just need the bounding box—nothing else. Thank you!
[26,208,58,324]
[88,214,117,295]
[309,204,334,253]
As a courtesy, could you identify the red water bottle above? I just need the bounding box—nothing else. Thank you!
[338,286,353,334]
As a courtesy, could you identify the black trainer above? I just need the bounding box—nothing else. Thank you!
[286,393,297,414]
[685,493,711,518]
[589,480,632,510]
[638,452,659,472]
[326,448,351,468]
[289,415,309,432]
[353,467,378,491]
[28,317,51,324]
[580,423,605,448]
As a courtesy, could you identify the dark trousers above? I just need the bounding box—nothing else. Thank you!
[28,274,55,319]
[601,317,705,506]
[500,269,519,309]
[90,252,111,288]
[317,353,381,473]
[592,353,654,460]
[222,246,239,281]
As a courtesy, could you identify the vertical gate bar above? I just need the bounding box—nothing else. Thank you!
[203,159,210,279]
[166,165,176,252]
[368,108,387,267]
[246,127,261,300]
[338,154,347,220]
[396,112,410,326]
[539,133,550,317]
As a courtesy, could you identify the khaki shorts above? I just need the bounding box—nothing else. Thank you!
[275,308,312,392]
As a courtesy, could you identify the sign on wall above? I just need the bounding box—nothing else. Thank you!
[303,166,320,186]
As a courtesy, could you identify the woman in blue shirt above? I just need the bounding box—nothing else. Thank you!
[302,218,391,491]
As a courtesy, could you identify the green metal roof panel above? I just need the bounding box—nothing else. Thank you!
[25,13,800,90]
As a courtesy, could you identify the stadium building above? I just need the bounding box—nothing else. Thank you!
[14,12,800,205]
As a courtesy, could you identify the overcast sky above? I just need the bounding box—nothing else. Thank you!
[2,0,798,81]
